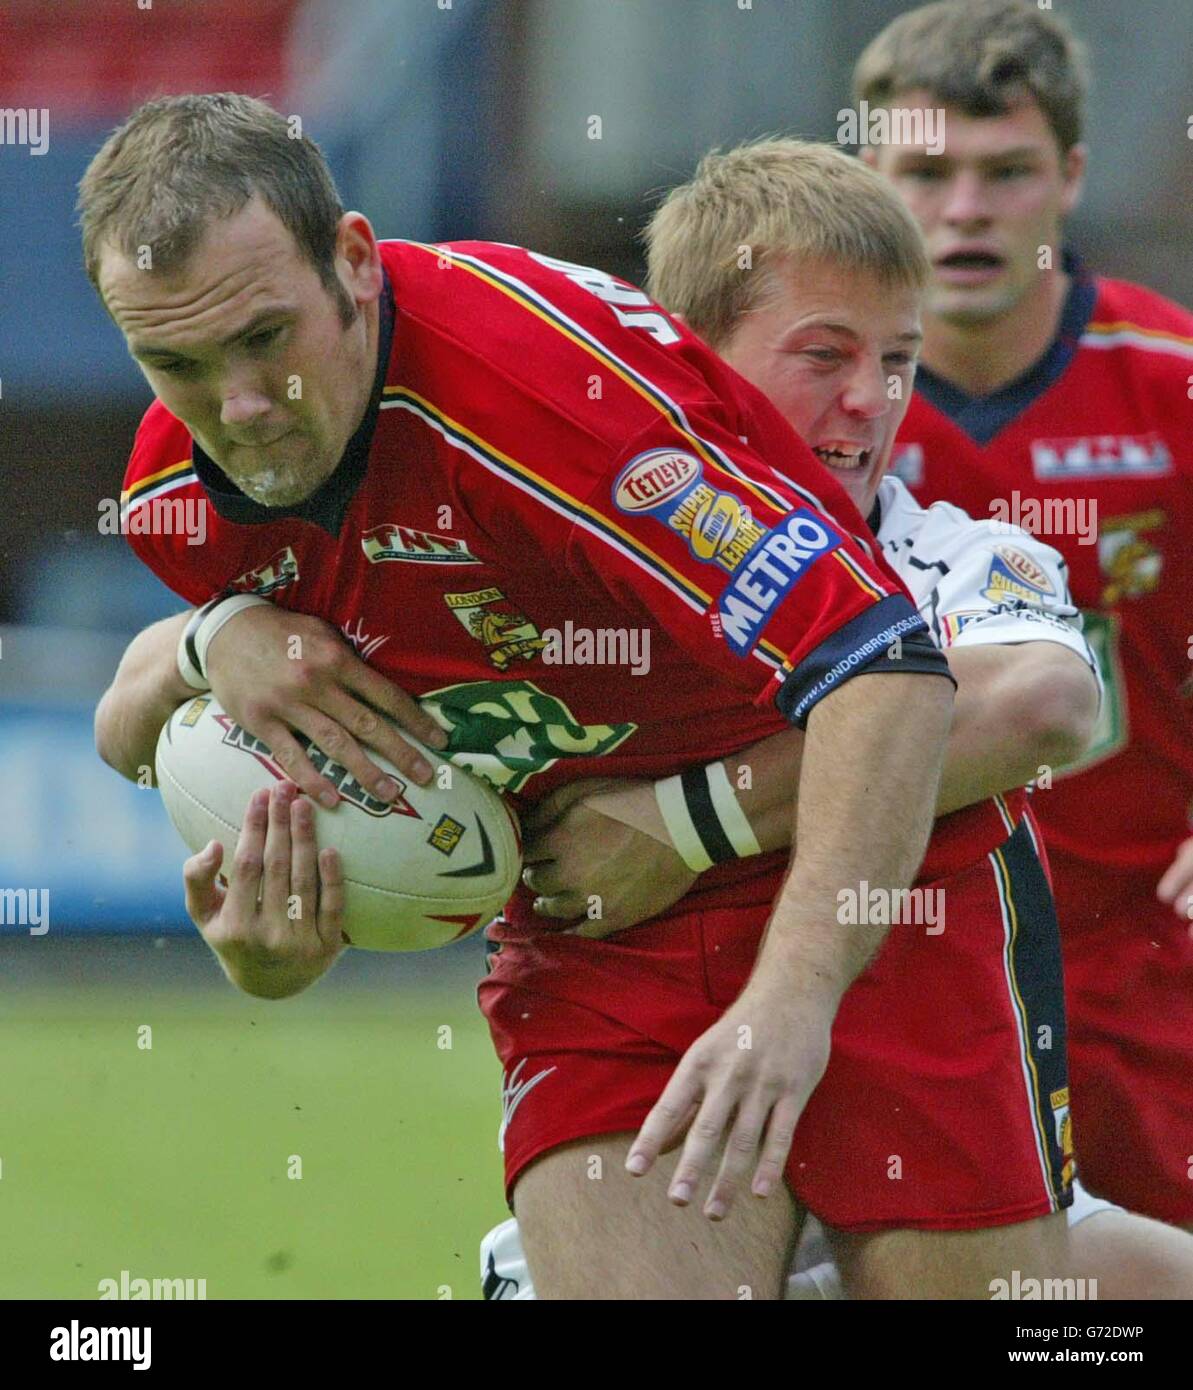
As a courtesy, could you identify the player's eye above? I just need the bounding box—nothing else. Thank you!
[884,352,917,368]
[802,348,842,365]
[245,326,283,350]
[991,164,1032,180]
[154,359,197,376]
[902,164,945,182]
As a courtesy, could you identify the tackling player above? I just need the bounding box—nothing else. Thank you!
[477,137,1193,1300]
[853,0,1193,1227]
[86,93,957,1300]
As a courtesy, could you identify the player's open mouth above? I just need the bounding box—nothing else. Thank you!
[935,248,1005,284]
[813,446,872,472]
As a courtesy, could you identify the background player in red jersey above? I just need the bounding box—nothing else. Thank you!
[849,0,1193,1226]
[86,94,961,1298]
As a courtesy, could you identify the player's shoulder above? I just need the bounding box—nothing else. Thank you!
[877,475,1057,568]
[877,474,988,550]
[122,397,196,500]
[1084,274,1193,364]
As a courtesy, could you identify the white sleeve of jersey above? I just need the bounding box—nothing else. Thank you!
[874,477,1100,683]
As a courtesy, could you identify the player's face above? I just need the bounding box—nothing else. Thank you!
[718,258,922,515]
[100,197,383,507]
[866,95,1085,326]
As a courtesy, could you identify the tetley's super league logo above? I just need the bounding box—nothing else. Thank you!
[613,449,844,656]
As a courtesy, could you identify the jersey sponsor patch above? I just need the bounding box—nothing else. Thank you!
[443,588,548,670]
[717,510,845,656]
[614,449,768,574]
[938,609,988,643]
[229,546,298,597]
[614,449,703,511]
[420,678,637,794]
[1097,509,1165,603]
[360,522,481,565]
[1030,432,1173,481]
[1051,1086,1076,1188]
[981,547,1055,604]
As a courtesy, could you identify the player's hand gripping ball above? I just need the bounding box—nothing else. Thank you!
[155,695,521,950]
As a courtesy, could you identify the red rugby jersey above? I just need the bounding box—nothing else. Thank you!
[898,258,1193,935]
[121,239,954,922]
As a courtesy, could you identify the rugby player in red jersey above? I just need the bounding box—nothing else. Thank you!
[86,93,960,1299]
[851,0,1193,1228]
[477,136,1193,1299]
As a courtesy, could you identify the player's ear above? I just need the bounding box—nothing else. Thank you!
[1058,142,1087,218]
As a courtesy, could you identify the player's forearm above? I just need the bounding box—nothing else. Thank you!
[709,643,1098,849]
[752,672,953,1005]
[933,644,1098,815]
[95,611,195,781]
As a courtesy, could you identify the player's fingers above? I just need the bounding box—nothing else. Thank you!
[530,892,587,922]
[226,788,270,918]
[750,1093,804,1200]
[257,721,342,809]
[261,781,298,919]
[345,662,449,754]
[182,840,226,927]
[663,1093,737,1207]
[316,847,347,949]
[522,861,565,896]
[1156,841,1193,901]
[704,1098,772,1220]
[626,1068,706,1178]
[316,688,439,790]
[289,795,320,936]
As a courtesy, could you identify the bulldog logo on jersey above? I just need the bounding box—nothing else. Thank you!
[1098,509,1165,604]
[1050,1086,1076,1188]
[229,546,299,597]
[981,547,1055,604]
[444,588,548,670]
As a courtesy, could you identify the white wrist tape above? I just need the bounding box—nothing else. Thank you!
[655,762,762,873]
[177,594,272,690]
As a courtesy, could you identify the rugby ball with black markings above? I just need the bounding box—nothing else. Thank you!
[155,695,521,951]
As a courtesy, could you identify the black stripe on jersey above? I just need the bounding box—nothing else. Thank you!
[906,554,950,576]
[997,820,1074,1210]
[681,766,736,866]
[776,594,954,727]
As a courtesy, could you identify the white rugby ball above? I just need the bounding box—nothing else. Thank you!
[155,695,522,951]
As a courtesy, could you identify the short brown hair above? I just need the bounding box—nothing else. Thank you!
[644,137,930,348]
[78,92,354,323]
[852,0,1089,154]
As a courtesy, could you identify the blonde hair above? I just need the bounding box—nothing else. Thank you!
[852,0,1089,154]
[644,137,929,347]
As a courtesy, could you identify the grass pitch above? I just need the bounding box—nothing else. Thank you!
[0,936,508,1300]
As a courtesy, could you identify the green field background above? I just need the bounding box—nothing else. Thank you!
[0,936,509,1300]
